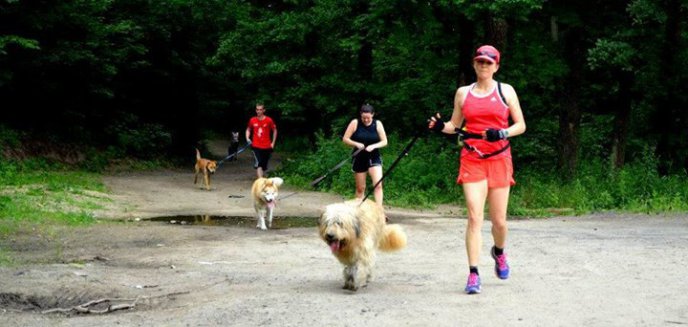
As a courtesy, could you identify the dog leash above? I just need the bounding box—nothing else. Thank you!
[360,133,422,205]
[277,191,299,201]
[278,148,365,202]
[310,147,364,187]
[279,166,351,201]
[217,141,252,167]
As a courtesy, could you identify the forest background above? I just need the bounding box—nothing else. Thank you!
[1,0,687,218]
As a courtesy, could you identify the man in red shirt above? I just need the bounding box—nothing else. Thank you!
[245,103,278,178]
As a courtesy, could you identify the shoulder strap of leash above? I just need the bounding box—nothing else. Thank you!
[452,82,508,159]
[497,80,507,105]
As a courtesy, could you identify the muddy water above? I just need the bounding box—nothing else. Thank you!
[146,215,318,229]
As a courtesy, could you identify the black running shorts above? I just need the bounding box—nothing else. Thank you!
[252,147,273,171]
[352,151,382,173]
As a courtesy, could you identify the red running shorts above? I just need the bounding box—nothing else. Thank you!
[457,156,515,188]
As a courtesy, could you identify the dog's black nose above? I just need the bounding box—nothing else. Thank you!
[326,233,335,242]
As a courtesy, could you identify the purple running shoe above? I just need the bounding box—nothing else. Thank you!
[465,273,481,294]
[491,246,510,280]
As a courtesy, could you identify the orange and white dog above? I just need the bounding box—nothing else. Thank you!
[194,148,217,191]
[251,177,284,230]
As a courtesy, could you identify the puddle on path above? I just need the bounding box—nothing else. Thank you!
[146,215,318,229]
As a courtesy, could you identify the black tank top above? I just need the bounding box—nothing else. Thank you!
[351,119,381,156]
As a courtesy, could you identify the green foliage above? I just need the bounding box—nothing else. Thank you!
[281,135,688,215]
[511,152,688,215]
[587,39,635,71]
[108,121,173,159]
[0,35,40,55]
[277,135,315,155]
[280,133,462,208]
[2,0,688,189]
[277,132,349,189]
[0,124,22,147]
[450,0,545,19]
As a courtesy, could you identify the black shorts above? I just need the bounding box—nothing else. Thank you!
[352,151,382,173]
[252,147,273,171]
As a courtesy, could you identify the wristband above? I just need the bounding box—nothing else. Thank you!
[431,119,445,133]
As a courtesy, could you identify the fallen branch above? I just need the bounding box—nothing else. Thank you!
[42,296,140,315]
[41,290,192,315]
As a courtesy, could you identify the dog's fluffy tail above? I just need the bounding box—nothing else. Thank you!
[378,224,407,252]
[196,148,201,160]
[270,177,284,187]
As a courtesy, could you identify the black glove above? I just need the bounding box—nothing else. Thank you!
[485,128,509,142]
[429,114,445,133]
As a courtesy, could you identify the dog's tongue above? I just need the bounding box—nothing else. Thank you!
[330,241,340,253]
[267,201,275,209]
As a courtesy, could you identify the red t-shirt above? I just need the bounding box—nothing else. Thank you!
[247,116,276,149]
[460,83,511,161]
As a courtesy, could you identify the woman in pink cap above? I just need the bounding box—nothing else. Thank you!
[429,45,526,294]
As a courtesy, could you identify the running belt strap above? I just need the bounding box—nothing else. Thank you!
[464,142,511,159]
[456,128,483,140]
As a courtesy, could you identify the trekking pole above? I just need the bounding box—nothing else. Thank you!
[310,147,365,187]
[360,133,422,205]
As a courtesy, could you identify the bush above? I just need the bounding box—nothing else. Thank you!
[105,115,172,159]
[0,124,22,147]
[279,134,688,215]
[279,133,464,208]
[511,154,688,214]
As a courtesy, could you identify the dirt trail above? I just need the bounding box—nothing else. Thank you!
[1,141,687,326]
[95,139,449,221]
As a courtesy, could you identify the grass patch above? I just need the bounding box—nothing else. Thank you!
[511,156,688,215]
[0,159,109,240]
[0,247,13,265]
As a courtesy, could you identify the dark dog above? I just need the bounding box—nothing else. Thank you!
[194,148,217,190]
[227,131,240,161]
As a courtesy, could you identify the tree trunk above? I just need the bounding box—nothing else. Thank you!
[485,14,507,52]
[557,29,583,178]
[558,89,581,178]
[655,0,682,173]
[458,14,476,87]
[611,72,632,170]
[353,1,373,101]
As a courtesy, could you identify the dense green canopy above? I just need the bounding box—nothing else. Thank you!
[2,0,687,173]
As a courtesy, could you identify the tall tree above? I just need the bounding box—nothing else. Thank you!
[649,0,688,172]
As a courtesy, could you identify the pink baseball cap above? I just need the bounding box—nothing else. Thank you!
[474,45,500,64]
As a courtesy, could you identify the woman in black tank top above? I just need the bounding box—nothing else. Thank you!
[342,104,388,207]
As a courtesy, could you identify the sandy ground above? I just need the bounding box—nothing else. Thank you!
[1,141,688,326]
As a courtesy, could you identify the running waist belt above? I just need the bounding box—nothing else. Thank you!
[456,128,510,159]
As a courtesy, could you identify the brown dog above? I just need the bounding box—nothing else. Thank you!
[194,148,217,190]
